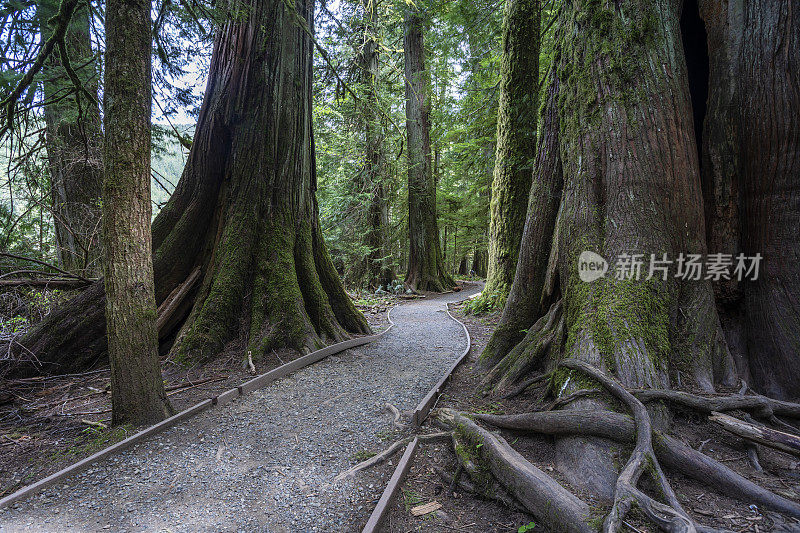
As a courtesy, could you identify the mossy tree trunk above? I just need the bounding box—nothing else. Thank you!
[479,0,541,309]
[9,0,370,376]
[39,0,102,276]
[481,0,739,499]
[103,0,171,425]
[403,4,453,292]
[359,0,395,290]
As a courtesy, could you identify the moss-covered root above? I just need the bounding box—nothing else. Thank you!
[171,216,370,365]
[310,219,371,335]
[435,408,597,533]
[482,299,563,392]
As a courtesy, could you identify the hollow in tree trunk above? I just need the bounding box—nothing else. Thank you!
[39,0,102,276]
[103,0,171,424]
[403,5,452,292]
[7,0,369,376]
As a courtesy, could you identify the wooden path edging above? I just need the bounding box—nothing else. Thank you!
[0,317,396,511]
[361,437,419,533]
[362,301,472,533]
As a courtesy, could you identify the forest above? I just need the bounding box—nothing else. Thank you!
[0,0,799,531]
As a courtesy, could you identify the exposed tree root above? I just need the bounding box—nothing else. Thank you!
[500,373,548,399]
[630,388,800,421]
[473,410,800,519]
[560,359,695,533]
[482,299,562,392]
[435,407,596,533]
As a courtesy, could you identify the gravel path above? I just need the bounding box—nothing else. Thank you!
[0,285,479,533]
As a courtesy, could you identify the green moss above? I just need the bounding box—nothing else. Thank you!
[453,424,493,491]
[555,0,662,139]
[564,269,670,362]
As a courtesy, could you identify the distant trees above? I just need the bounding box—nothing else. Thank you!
[357,0,394,290]
[102,0,171,424]
[403,3,452,292]
[38,0,102,276]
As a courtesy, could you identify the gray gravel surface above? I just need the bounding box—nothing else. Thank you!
[0,285,478,532]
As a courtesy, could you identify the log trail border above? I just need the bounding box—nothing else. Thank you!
[363,300,472,533]
[0,315,397,511]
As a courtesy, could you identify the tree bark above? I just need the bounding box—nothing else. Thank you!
[359,0,394,290]
[103,0,171,424]
[39,0,102,276]
[403,5,452,292]
[482,0,540,307]
[7,0,370,376]
[700,0,800,400]
[482,0,737,498]
[735,1,800,401]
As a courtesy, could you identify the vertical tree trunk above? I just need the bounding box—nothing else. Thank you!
[9,0,369,376]
[481,0,737,498]
[481,0,541,309]
[701,0,800,400]
[403,5,452,292]
[39,0,102,275]
[103,0,171,424]
[360,0,395,290]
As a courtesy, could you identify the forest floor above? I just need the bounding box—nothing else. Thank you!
[0,284,479,532]
[386,300,800,533]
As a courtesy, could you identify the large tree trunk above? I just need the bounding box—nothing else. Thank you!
[403,6,452,292]
[699,0,800,401]
[481,0,540,307]
[482,0,738,499]
[39,0,102,276]
[103,0,171,424]
[7,0,369,376]
[359,0,394,290]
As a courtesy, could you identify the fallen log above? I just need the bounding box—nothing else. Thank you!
[0,278,94,289]
[709,411,800,458]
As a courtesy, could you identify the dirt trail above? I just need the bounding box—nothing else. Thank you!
[0,285,479,532]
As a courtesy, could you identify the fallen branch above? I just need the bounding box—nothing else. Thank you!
[333,432,450,482]
[156,267,201,333]
[0,252,90,283]
[436,408,595,533]
[383,403,404,428]
[0,278,94,289]
[709,411,800,458]
[165,376,225,394]
[630,388,800,421]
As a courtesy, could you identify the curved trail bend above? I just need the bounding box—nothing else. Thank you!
[0,285,479,532]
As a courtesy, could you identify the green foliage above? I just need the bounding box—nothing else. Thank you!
[518,522,537,533]
[463,288,505,315]
[313,0,503,287]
